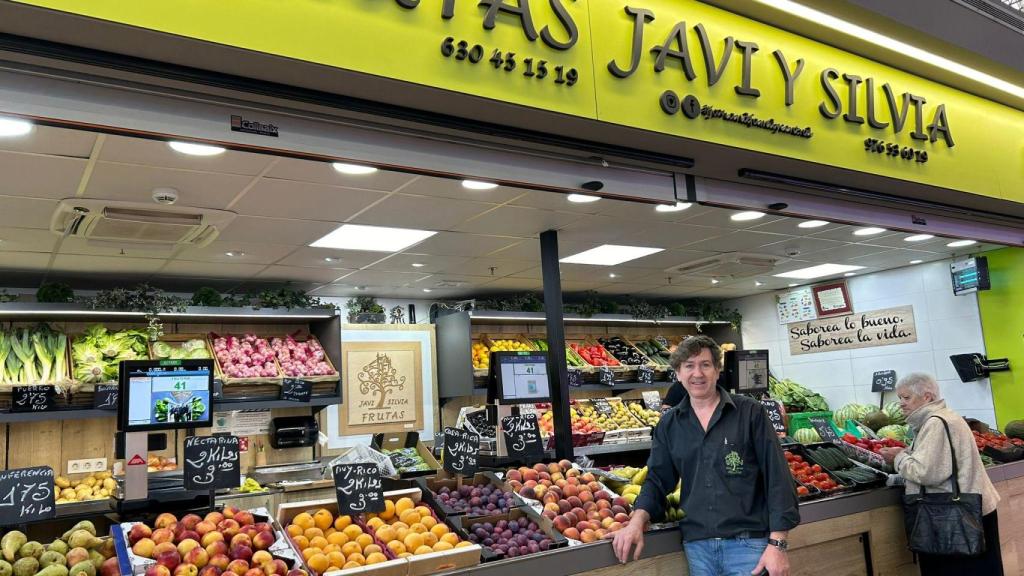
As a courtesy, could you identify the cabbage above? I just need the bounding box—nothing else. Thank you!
[188,348,210,359]
[152,341,173,359]
[182,339,206,352]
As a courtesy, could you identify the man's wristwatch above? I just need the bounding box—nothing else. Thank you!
[767,538,789,551]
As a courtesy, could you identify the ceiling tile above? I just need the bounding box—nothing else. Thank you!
[422,274,497,289]
[477,278,542,292]
[398,177,527,203]
[487,239,597,260]
[175,241,297,265]
[437,258,536,277]
[747,217,845,236]
[0,125,97,158]
[680,230,794,253]
[508,191,608,214]
[0,227,59,253]
[161,260,266,278]
[589,282,662,294]
[349,193,498,230]
[86,162,251,209]
[410,232,523,257]
[595,199,695,221]
[52,254,165,274]
[101,135,276,175]
[637,285,717,297]
[364,253,472,273]
[0,196,58,229]
[678,207,786,229]
[0,152,86,199]
[863,233,954,250]
[57,237,178,260]
[807,243,893,261]
[276,246,389,269]
[255,265,355,283]
[846,248,940,268]
[614,221,728,249]
[216,217,339,245]
[0,252,52,270]
[616,249,720,270]
[322,270,431,289]
[453,206,583,236]
[808,225,902,242]
[264,157,417,191]
[231,178,387,220]
[756,236,846,259]
[553,215,640,245]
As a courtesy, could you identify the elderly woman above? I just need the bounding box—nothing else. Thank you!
[878,373,1003,575]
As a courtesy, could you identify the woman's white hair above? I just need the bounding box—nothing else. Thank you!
[896,372,941,401]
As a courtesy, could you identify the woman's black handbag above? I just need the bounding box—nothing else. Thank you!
[902,416,986,556]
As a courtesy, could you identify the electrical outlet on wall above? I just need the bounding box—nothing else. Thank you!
[67,458,108,474]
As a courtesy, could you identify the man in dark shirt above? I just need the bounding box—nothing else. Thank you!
[609,335,799,576]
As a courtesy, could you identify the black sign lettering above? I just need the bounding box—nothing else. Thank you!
[281,379,313,402]
[442,427,480,476]
[871,370,897,393]
[599,367,615,386]
[332,463,384,515]
[591,398,614,417]
[93,385,118,410]
[0,466,56,526]
[501,414,543,461]
[184,436,240,491]
[12,386,56,413]
[637,365,654,385]
[809,417,840,443]
[760,399,786,434]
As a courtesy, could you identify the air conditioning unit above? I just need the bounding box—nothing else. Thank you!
[665,252,780,278]
[50,199,235,247]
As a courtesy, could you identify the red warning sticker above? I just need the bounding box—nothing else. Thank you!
[127,454,146,466]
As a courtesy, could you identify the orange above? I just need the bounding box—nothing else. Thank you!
[386,541,406,555]
[354,534,374,550]
[365,552,388,565]
[327,532,349,547]
[394,497,415,516]
[363,544,382,556]
[422,532,438,547]
[340,542,361,557]
[342,525,363,540]
[342,561,361,570]
[414,545,433,555]
[313,509,334,531]
[419,516,437,529]
[379,500,396,521]
[365,517,384,531]
[306,553,329,574]
[334,515,352,531]
[399,510,420,526]
[326,551,345,568]
[286,524,303,537]
[292,535,309,550]
[309,536,328,550]
[430,524,449,537]
[346,553,365,565]
[304,527,324,540]
[455,541,474,548]
[403,533,424,552]
[292,512,315,530]
[432,541,453,552]
[374,527,396,543]
[414,506,432,519]
[440,533,460,546]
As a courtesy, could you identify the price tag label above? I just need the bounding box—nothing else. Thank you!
[567,368,583,387]
[93,384,118,410]
[442,427,480,476]
[591,398,614,417]
[280,378,313,402]
[871,370,897,393]
[642,391,662,412]
[184,436,241,491]
[12,385,56,413]
[760,399,786,434]
[809,417,840,443]
[667,369,679,385]
[501,414,544,461]
[599,367,615,386]
[0,466,55,526]
[637,366,655,385]
[332,463,384,515]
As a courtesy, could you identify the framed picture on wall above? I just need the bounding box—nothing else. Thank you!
[812,281,853,317]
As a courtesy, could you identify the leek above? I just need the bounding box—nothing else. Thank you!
[0,333,10,382]
[51,333,67,381]
[32,332,53,383]
[5,353,22,384]
[10,330,37,383]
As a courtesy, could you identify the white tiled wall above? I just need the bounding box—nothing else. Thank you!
[734,260,996,424]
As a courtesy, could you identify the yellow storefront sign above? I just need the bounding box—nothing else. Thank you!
[13,0,1024,202]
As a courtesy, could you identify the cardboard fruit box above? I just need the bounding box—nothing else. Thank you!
[372,433,440,479]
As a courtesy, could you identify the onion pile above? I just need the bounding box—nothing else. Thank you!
[213,334,279,378]
[271,336,334,377]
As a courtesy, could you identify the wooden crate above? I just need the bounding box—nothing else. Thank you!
[147,332,212,360]
[268,331,340,384]
[209,332,284,395]
[619,335,670,381]
[69,327,148,393]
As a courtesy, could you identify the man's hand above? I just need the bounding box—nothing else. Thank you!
[879,446,904,464]
[604,511,649,564]
[751,544,789,576]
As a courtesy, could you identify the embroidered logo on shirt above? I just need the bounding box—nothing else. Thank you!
[724,450,743,475]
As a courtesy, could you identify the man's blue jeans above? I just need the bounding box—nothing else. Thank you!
[683,536,768,576]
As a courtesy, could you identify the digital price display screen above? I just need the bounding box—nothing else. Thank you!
[120,360,213,432]
[725,350,769,394]
[951,256,990,296]
[489,352,551,404]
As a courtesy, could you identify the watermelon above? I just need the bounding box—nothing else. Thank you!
[877,424,909,443]
[833,404,861,428]
[863,410,890,432]
[794,427,821,444]
[1007,420,1024,440]
[854,404,874,421]
[883,401,906,425]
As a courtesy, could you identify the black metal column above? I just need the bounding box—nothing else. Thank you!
[539,230,572,460]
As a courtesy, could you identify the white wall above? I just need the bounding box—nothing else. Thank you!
[735,260,996,424]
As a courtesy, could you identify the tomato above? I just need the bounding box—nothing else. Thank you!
[796,486,809,496]
[793,455,803,463]
[811,464,822,473]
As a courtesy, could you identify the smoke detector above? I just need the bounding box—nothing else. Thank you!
[152,187,179,205]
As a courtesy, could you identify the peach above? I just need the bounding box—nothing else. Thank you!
[181,514,203,531]
[562,528,580,540]
[579,491,594,504]
[567,496,582,509]
[205,512,225,526]
[596,500,611,510]
[566,468,580,478]
[598,509,613,519]
[518,487,537,500]
[580,472,596,483]
[250,551,273,567]
[206,541,228,558]
[608,522,623,532]
[178,539,201,557]
[583,501,598,512]
[233,511,255,527]
[217,520,241,539]
[611,505,627,515]
[533,463,547,473]
[201,532,225,548]
[222,506,241,520]
[129,524,154,546]
[145,566,172,576]
[252,532,275,551]
[285,570,305,576]
[184,547,210,569]
[230,534,252,549]
[547,463,561,475]
[595,490,612,502]
[614,513,629,523]
[534,485,547,498]
[173,564,198,576]
[587,482,602,493]
[243,570,263,576]
[263,560,287,576]
[198,567,221,576]
[601,517,614,529]
[523,470,539,483]
[551,472,564,482]
[539,471,551,482]
[153,543,178,558]
[229,545,253,564]
[155,513,178,529]
[133,538,156,559]
[253,523,271,535]
[155,550,181,571]
[542,510,556,520]
[196,521,218,537]
[579,529,597,543]
[100,557,120,576]
[209,555,230,571]
[558,459,572,471]
[543,502,560,514]
[506,470,522,483]
[226,560,249,576]
[552,515,571,532]
[180,531,201,543]
[152,529,175,545]
[239,526,259,540]
[558,500,572,514]
[542,492,559,505]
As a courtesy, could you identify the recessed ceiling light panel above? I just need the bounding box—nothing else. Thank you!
[731,211,765,221]
[910,260,923,264]
[853,227,886,236]
[774,263,864,279]
[947,239,977,247]
[462,180,498,190]
[904,234,934,242]
[797,220,829,228]
[655,202,692,212]
[310,224,437,252]
[567,194,601,203]
[168,141,226,156]
[0,118,33,137]
[333,162,378,175]
[560,244,664,266]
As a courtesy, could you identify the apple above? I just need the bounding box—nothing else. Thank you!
[173,564,199,576]
[201,532,224,548]
[217,520,241,539]
[195,521,217,537]
[129,524,154,546]
[155,550,181,571]
[184,547,210,569]
[226,560,249,576]
[229,545,253,564]
[251,532,274,551]
[145,565,172,576]
[230,534,251,549]
[153,543,178,558]
[205,541,228,559]
[155,513,178,529]
[198,567,222,576]
[262,560,287,576]
[209,555,230,571]
[233,512,255,527]
[250,551,272,567]
[205,512,225,526]
[222,506,240,520]
[132,538,156,559]
[100,557,120,576]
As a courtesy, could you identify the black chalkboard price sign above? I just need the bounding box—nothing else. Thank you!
[598,367,615,386]
[442,427,480,476]
[501,414,543,461]
[809,417,840,443]
[642,391,662,412]
[332,463,384,515]
[93,385,118,410]
[0,466,56,526]
[871,370,897,393]
[667,369,679,385]
[567,368,583,387]
[760,399,786,434]
[591,398,614,417]
[280,378,313,402]
[637,366,655,385]
[12,385,56,413]
[184,435,240,491]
